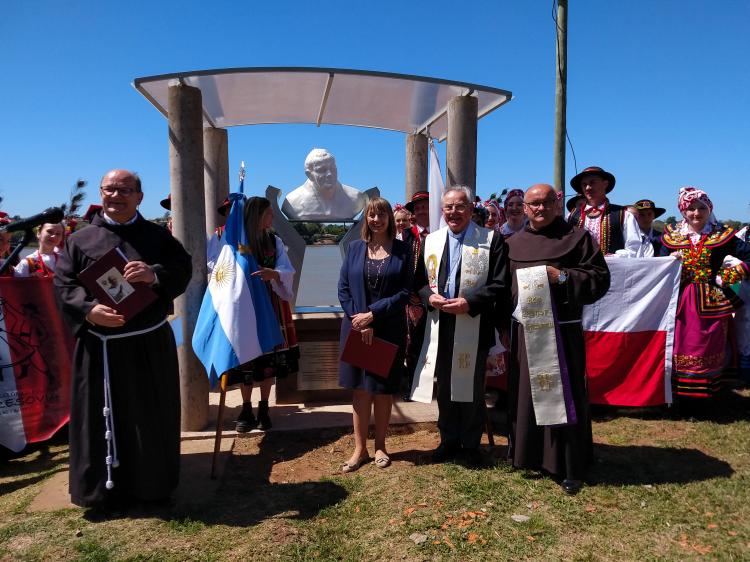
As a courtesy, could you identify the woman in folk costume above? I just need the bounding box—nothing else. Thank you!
[13,222,64,277]
[230,196,299,432]
[500,189,527,237]
[483,198,505,231]
[338,197,411,472]
[660,187,750,401]
[393,204,412,240]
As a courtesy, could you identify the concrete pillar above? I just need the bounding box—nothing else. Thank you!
[405,132,428,201]
[446,95,478,200]
[203,127,229,237]
[168,83,209,432]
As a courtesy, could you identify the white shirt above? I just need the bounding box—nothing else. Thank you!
[634,228,657,258]
[14,248,59,277]
[582,201,642,256]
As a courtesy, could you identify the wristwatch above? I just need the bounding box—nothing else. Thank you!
[557,270,568,284]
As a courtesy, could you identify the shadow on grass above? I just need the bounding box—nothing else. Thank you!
[0,428,69,482]
[591,387,750,424]
[589,443,734,486]
[0,466,67,497]
[122,426,350,527]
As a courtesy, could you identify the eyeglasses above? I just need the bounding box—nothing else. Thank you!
[442,204,468,212]
[101,186,138,196]
[523,198,557,210]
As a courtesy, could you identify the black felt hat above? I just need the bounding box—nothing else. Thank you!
[570,166,616,194]
[633,199,666,218]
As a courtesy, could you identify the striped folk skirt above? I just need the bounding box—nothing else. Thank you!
[672,284,729,398]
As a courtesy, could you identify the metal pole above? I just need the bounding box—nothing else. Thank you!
[553,0,568,198]
[405,132,428,201]
[168,83,209,432]
[446,95,478,200]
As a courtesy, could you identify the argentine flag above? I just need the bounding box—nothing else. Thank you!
[192,192,283,388]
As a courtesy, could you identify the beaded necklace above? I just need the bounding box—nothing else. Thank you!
[366,256,390,291]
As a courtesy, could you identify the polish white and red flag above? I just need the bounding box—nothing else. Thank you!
[582,257,682,406]
[0,277,73,452]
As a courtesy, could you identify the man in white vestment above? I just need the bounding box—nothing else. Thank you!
[411,186,509,467]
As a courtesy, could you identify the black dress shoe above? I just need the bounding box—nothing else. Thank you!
[461,448,483,468]
[431,444,459,463]
[561,479,582,495]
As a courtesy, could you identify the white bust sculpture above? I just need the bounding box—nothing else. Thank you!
[281,148,368,221]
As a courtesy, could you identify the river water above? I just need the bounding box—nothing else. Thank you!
[295,245,342,307]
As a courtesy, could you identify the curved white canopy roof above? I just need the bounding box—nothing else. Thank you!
[133,67,512,140]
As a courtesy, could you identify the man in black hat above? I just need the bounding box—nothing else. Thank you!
[402,190,430,400]
[632,199,666,256]
[567,166,641,256]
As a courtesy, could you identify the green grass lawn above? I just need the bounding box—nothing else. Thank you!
[1,389,748,561]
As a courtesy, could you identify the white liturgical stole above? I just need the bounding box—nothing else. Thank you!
[410,223,493,403]
[513,266,574,426]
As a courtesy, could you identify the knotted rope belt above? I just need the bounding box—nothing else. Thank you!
[88,318,168,490]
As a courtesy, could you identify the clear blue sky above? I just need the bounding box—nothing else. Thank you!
[3,1,749,222]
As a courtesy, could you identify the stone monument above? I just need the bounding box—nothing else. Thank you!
[281,148,368,221]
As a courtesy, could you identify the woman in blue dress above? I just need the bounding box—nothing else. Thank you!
[338,197,411,472]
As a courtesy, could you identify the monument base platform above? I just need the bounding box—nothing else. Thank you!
[276,310,350,404]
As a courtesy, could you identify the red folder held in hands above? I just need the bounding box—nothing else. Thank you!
[78,247,158,322]
[341,330,398,378]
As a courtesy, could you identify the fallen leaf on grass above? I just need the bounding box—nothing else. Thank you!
[707,523,717,529]
[354,506,360,513]
[585,504,597,513]
[692,544,713,555]
[727,531,737,537]
[404,507,416,516]
[467,532,479,544]
[443,537,455,550]
[526,535,535,542]
[388,518,397,525]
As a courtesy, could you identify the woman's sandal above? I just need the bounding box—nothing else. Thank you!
[341,455,370,474]
[374,454,391,469]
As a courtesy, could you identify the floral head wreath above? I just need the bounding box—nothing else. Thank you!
[503,189,525,209]
[678,186,713,214]
[393,203,409,214]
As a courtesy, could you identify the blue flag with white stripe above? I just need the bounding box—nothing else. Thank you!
[192,190,283,388]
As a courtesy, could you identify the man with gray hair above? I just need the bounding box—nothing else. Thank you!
[410,186,509,467]
[282,148,368,220]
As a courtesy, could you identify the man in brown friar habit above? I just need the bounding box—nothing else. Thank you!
[54,169,192,509]
[410,186,509,467]
[507,184,610,495]
[566,166,642,256]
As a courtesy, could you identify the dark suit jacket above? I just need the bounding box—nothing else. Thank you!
[338,238,412,348]
[414,225,510,350]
